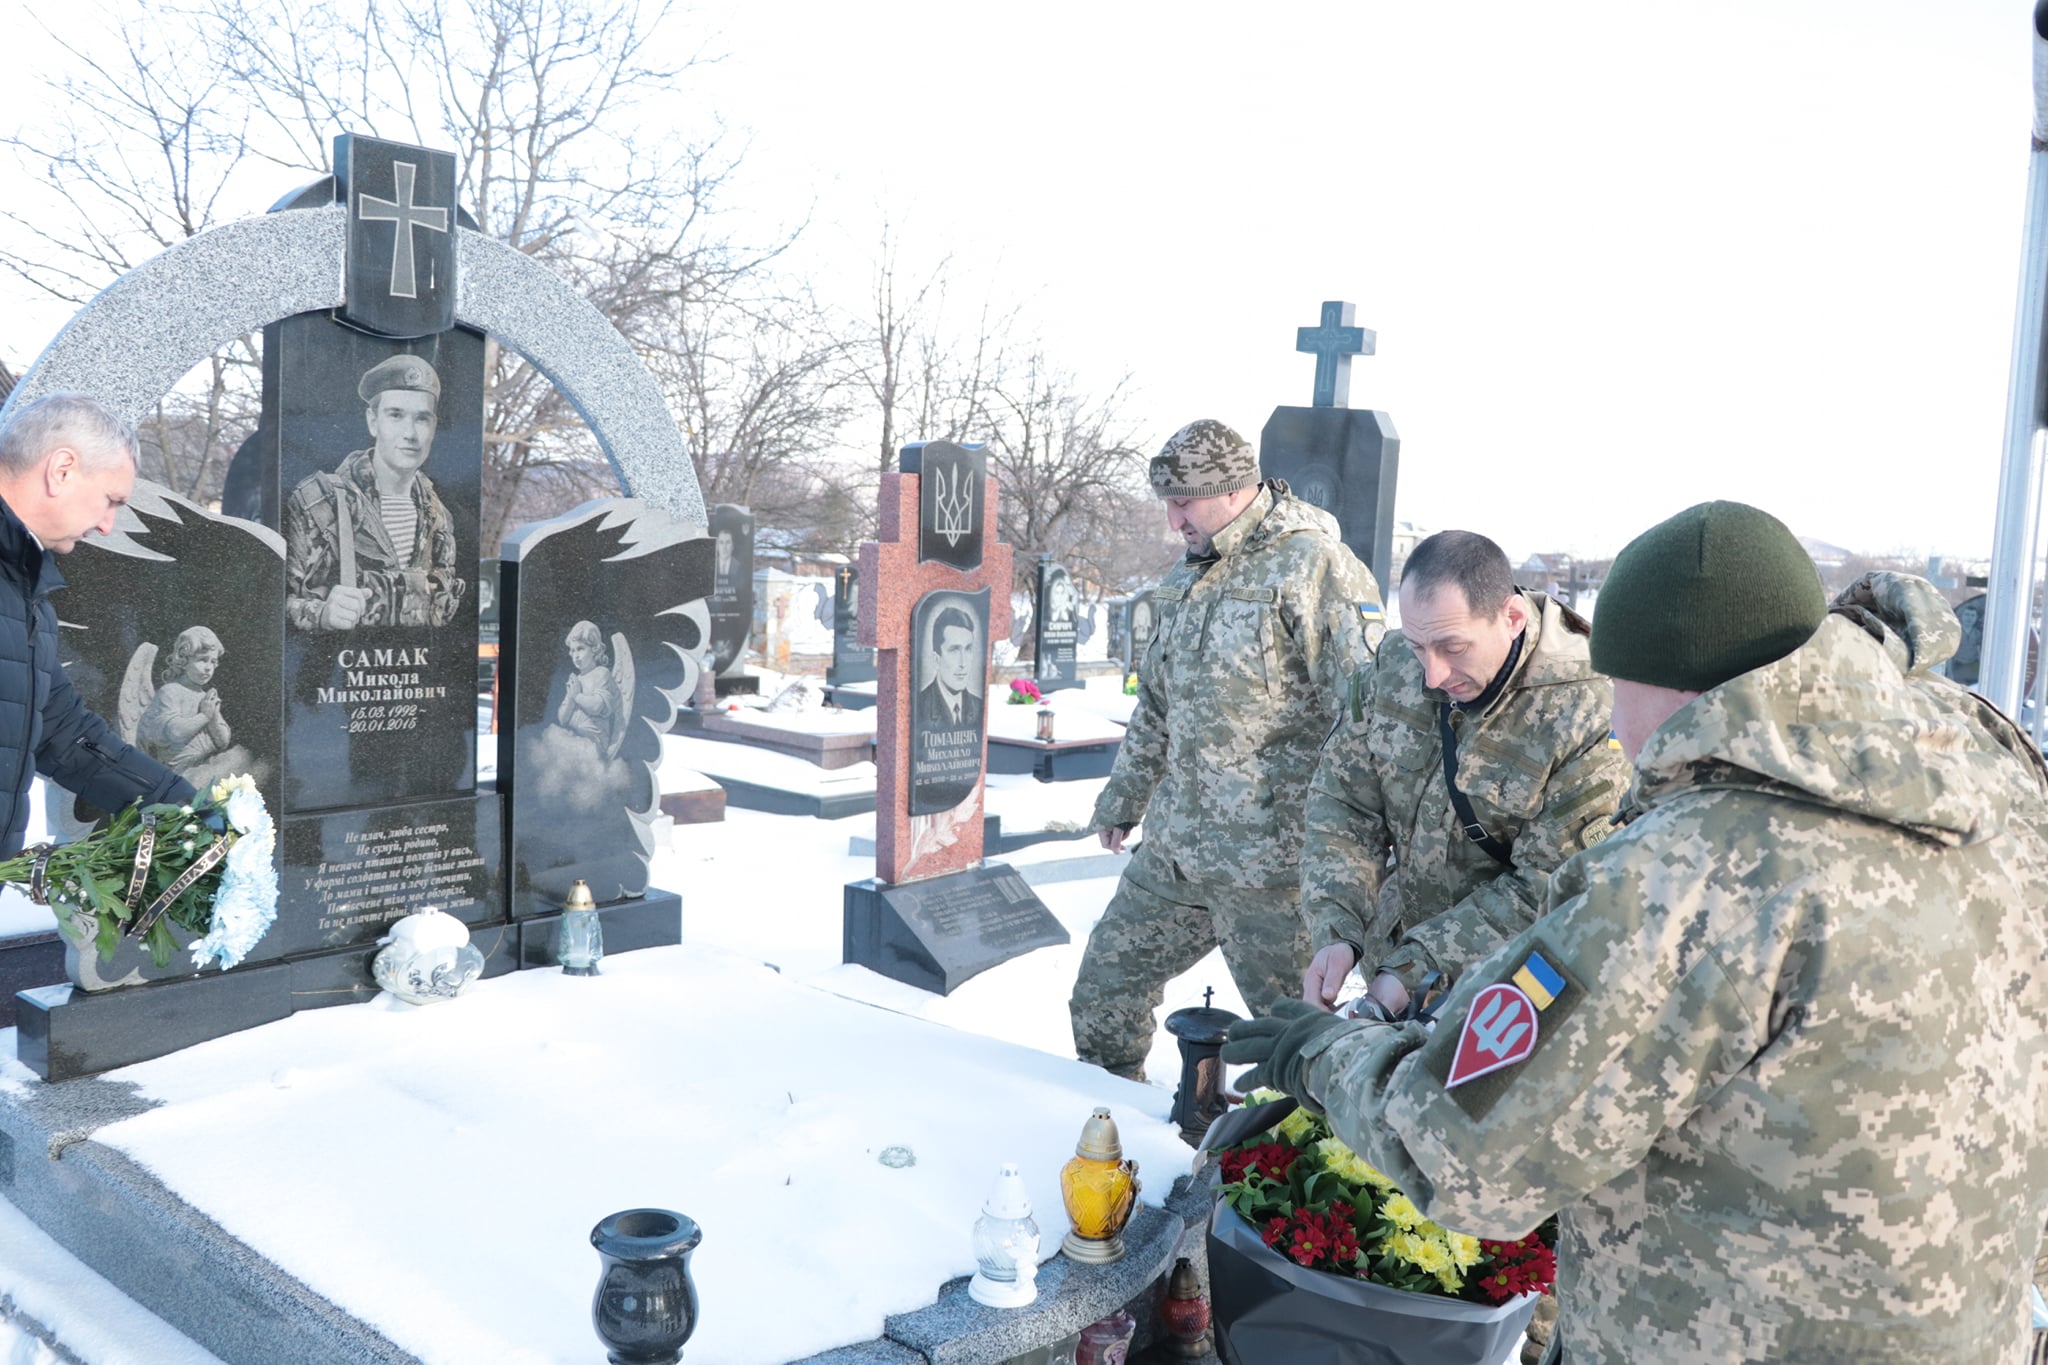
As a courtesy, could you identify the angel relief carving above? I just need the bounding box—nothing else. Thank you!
[119,626,262,794]
[554,619,635,763]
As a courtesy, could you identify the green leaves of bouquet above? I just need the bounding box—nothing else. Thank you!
[5,774,278,971]
[1214,1090,1555,1304]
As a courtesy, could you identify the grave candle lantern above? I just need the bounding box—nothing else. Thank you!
[555,878,603,975]
[1165,988,1241,1144]
[1036,705,1055,743]
[968,1162,1042,1308]
[1059,1107,1140,1264]
[1161,1255,1214,1358]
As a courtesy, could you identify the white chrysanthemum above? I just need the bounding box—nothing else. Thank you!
[189,779,278,971]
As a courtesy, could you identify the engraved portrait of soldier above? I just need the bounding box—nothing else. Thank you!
[284,353,467,631]
[915,600,985,729]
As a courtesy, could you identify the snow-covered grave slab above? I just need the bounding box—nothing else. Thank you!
[0,944,1198,1365]
[698,702,878,769]
[664,732,878,819]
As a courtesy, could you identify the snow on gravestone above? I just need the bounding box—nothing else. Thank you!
[843,441,1068,994]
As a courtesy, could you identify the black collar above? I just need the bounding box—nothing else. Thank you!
[0,497,53,594]
[1453,630,1525,715]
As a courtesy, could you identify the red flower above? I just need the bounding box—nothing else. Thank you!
[1475,1232,1558,1303]
[1218,1141,1298,1186]
[1267,1207,1362,1271]
[1261,1215,1290,1248]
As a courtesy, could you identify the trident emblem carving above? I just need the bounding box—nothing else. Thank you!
[932,462,976,547]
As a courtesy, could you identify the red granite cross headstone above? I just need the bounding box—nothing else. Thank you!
[858,443,1012,885]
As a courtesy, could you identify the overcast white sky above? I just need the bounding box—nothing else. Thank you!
[0,1,2036,559]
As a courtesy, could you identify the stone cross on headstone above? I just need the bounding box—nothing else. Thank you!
[1294,300,1375,409]
[858,442,1011,884]
[337,133,457,339]
[1264,299,1401,586]
[356,161,448,300]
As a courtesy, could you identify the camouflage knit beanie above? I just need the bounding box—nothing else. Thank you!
[1591,500,1825,692]
[1148,419,1259,498]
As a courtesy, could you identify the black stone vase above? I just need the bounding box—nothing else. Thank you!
[590,1208,702,1365]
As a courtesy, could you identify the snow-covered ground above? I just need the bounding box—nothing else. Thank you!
[0,673,1260,1364]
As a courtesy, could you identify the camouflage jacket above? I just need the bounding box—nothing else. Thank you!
[1090,482,1382,889]
[1300,591,1627,992]
[1303,615,2048,1364]
[284,450,464,631]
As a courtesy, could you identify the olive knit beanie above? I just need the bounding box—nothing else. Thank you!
[1590,501,1825,691]
[1148,419,1259,499]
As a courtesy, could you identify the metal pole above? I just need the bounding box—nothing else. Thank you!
[1982,3,2048,718]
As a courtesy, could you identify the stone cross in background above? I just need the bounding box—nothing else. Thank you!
[1262,298,1402,587]
[1294,299,1374,410]
[828,562,875,687]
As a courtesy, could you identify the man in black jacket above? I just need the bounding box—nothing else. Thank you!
[0,393,193,856]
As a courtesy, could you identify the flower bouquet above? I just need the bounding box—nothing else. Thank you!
[5,774,277,973]
[1206,1091,1553,1365]
[1007,677,1042,705]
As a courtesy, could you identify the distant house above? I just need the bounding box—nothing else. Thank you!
[1517,553,1603,613]
[1797,536,1851,576]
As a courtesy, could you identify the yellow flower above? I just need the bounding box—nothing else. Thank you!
[1381,1231,1427,1265]
[1447,1231,1483,1270]
[1311,1136,1394,1189]
[1276,1106,1320,1143]
[1382,1194,1426,1231]
[209,773,256,803]
[1434,1266,1465,1293]
[1406,1237,1453,1275]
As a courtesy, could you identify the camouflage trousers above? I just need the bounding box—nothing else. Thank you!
[1069,839,1311,1078]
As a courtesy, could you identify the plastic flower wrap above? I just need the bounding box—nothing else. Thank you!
[2,773,278,971]
[1214,1090,1556,1304]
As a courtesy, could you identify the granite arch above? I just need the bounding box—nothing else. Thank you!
[2,203,703,532]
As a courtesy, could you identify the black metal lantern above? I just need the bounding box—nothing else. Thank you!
[1164,988,1241,1144]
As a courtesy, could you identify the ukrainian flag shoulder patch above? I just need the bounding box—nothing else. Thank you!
[1512,950,1568,1009]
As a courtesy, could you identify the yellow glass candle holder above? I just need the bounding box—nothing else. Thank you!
[1059,1107,1140,1263]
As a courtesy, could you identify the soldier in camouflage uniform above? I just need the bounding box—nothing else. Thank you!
[1299,530,1628,1021]
[284,353,465,631]
[1069,419,1383,1079]
[1226,501,2048,1364]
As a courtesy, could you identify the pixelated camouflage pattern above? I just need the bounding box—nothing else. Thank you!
[1300,592,1627,992]
[1069,838,1310,1074]
[284,450,465,630]
[1303,613,2048,1364]
[1089,483,1383,890]
[1147,418,1260,498]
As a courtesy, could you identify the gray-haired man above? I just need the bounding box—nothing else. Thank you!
[0,393,193,855]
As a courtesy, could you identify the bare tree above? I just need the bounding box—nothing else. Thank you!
[0,13,264,503]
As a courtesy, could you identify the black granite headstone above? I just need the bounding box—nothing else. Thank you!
[1259,407,1401,589]
[707,503,755,680]
[901,441,985,572]
[1127,589,1158,672]
[842,862,1068,995]
[908,586,990,816]
[499,499,710,916]
[1032,557,1080,692]
[828,563,876,686]
[272,312,482,812]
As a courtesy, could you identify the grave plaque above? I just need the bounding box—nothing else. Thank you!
[909,587,990,816]
[1032,556,1080,692]
[828,563,875,686]
[1127,588,1158,671]
[500,498,710,915]
[707,503,755,680]
[275,794,503,956]
[1259,298,1401,588]
[843,862,1069,995]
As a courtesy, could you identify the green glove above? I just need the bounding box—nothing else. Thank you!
[1221,999,1363,1109]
